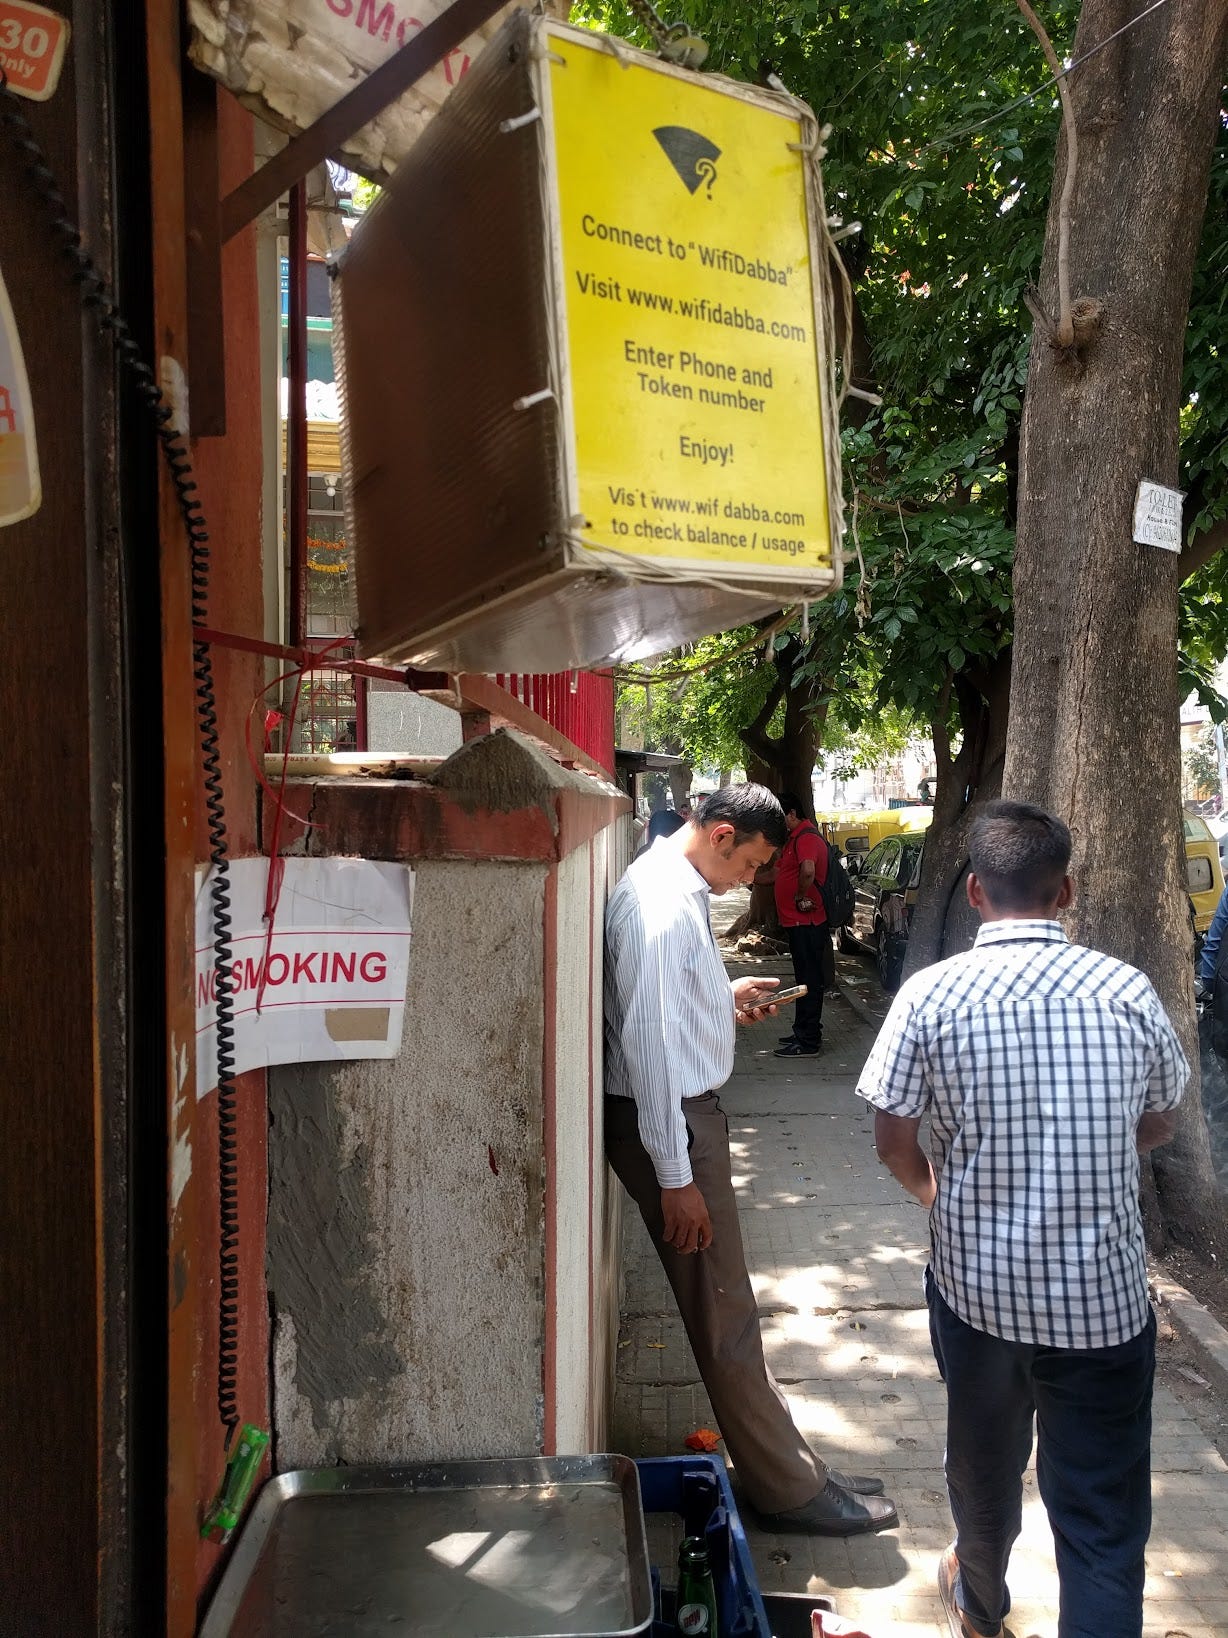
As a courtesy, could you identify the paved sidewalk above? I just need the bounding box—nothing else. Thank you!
[610,916,1228,1637]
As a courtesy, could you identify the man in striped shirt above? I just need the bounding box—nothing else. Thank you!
[605,785,896,1536]
[858,800,1188,1638]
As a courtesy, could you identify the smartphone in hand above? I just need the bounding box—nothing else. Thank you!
[737,984,807,1021]
[767,984,807,1006]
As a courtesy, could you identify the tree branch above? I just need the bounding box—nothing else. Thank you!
[1181,514,1228,583]
[1017,0,1077,349]
[931,671,955,777]
[856,490,924,517]
[740,672,786,763]
[951,670,989,791]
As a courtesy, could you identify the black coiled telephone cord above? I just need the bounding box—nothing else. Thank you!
[0,72,242,1446]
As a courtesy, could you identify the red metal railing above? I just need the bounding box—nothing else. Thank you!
[495,671,615,776]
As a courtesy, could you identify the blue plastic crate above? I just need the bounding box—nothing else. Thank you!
[635,1456,771,1638]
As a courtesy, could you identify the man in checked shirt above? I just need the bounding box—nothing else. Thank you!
[858,800,1188,1638]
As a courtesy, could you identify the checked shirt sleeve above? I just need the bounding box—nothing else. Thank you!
[855,986,931,1119]
[1139,985,1190,1113]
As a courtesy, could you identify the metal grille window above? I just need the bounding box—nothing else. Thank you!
[289,641,364,754]
[305,474,357,639]
[281,473,366,752]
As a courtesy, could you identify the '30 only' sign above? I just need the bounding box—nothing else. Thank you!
[0,2,69,102]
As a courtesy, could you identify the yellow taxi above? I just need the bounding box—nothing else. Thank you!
[819,806,933,860]
[1184,811,1225,941]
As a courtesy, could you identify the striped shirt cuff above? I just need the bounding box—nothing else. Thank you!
[650,1152,694,1190]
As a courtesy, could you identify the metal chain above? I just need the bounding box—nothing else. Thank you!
[625,0,708,67]
[625,0,670,47]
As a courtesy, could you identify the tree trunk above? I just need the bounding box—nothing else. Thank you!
[744,751,775,789]
[1004,0,1228,1251]
[738,635,828,812]
[723,879,783,945]
[726,636,831,936]
[667,763,693,810]
[905,651,1012,977]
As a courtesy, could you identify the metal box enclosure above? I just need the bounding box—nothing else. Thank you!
[199,1456,654,1637]
[337,14,843,672]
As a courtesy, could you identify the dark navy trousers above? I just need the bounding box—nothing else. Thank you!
[784,924,829,1049]
[926,1270,1156,1638]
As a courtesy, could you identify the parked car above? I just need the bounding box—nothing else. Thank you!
[838,831,926,992]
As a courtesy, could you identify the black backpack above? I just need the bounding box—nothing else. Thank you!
[817,834,855,928]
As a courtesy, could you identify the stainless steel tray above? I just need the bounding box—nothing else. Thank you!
[200,1455,653,1638]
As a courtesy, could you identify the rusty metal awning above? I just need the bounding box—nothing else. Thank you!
[614,750,688,774]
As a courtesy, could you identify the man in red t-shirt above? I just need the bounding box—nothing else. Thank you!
[769,792,830,1057]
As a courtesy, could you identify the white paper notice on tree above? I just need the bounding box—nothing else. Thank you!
[195,857,414,1096]
[1133,480,1184,553]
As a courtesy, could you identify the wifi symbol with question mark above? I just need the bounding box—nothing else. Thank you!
[652,126,721,196]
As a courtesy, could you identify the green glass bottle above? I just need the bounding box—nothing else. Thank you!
[675,1535,719,1636]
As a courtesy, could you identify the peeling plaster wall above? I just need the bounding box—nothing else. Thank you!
[269,858,547,1467]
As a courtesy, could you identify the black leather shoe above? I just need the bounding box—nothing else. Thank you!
[826,1467,886,1496]
[757,1478,898,1537]
[774,1040,820,1057]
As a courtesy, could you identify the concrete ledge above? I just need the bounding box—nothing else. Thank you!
[268,729,628,864]
[1152,1273,1228,1398]
[832,980,879,1033]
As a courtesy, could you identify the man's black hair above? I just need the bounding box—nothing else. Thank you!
[969,799,1072,912]
[777,790,806,820]
[694,785,787,849]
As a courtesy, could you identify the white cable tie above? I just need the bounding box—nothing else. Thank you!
[801,602,810,643]
[499,107,543,134]
[569,670,579,695]
[846,385,884,406]
[527,19,564,62]
[513,387,555,411]
[830,221,862,242]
